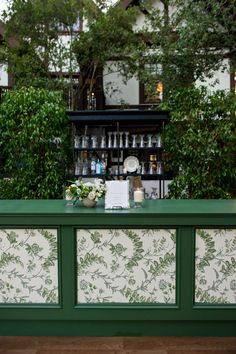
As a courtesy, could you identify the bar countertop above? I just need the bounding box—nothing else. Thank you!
[0,199,236,227]
[0,199,236,215]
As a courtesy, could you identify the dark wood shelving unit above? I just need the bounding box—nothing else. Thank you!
[67,109,169,198]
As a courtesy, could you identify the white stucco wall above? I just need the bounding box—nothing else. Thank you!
[0,64,8,86]
[133,0,175,31]
[104,61,231,106]
[196,60,231,92]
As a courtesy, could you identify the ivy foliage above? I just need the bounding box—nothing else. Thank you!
[162,86,236,199]
[0,87,71,199]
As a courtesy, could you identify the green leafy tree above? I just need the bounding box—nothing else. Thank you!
[1,0,142,108]
[133,0,236,98]
[72,2,143,103]
[2,0,235,102]
[1,0,86,105]
[0,87,71,199]
[162,86,236,199]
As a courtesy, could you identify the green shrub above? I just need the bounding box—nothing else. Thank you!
[0,87,72,199]
[162,86,236,199]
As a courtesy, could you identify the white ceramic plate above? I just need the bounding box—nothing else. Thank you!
[124,156,139,173]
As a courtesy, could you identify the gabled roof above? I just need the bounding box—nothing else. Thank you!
[119,0,149,14]
[120,0,141,9]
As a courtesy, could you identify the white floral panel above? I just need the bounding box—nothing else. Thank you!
[77,229,176,304]
[0,228,58,304]
[195,229,236,304]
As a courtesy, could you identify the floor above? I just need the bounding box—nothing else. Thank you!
[0,337,236,354]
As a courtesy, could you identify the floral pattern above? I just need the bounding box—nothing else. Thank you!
[0,228,58,304]
[77,229,176,304]
[195,229,236,304]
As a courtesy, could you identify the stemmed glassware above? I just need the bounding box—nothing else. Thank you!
[124,132,129,148]
[119,132,124,148]
[131,134,137,148]
[147,134,153,148]
[156,134,162,148]
[100,135,106,148]
[108,132,112,148]
[139,134,145,148]
[113,132,118,148]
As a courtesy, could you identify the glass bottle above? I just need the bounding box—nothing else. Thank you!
[90,154,96,175]
[91,135,98,149]
[101,153,107,174]
[157,161,163,175]
[96,158,102,174]
[81,135,89,149]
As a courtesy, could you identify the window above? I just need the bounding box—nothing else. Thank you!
[139,63,163,104]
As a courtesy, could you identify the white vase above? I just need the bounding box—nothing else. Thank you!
[82,198,96,208]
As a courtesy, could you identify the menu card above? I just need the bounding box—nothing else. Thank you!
[105,180,130,209]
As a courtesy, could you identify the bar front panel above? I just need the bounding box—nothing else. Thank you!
[0,228,59,304]
[76,228,176,304]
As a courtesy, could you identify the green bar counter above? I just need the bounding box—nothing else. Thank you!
[0,199,235,336]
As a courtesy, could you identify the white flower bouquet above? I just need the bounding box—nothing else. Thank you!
[65,179,106,203]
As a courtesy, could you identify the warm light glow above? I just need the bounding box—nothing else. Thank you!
[156,81,163,93]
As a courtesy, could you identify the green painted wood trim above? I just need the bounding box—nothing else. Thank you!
[178,227,195,314]
[0,320,235,336]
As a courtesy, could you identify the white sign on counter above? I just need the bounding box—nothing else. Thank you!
[105,180,130,209]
